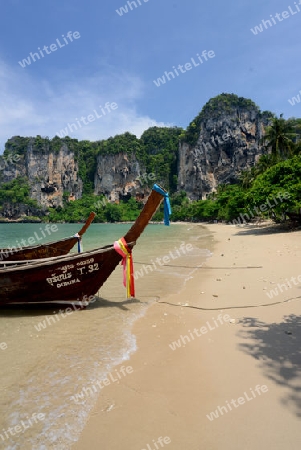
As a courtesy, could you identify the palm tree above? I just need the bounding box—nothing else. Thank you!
[256,154,275,174]
[290,118,301,155]
[239,167,257,189]
[262,114,296,160]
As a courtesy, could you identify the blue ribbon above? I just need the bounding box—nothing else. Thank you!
[74,233,82,253]
[153,184,172,226]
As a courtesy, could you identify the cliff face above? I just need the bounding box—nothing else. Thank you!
[1,138,82,210]
[94,153,150,201]
[178,100,269,199]
[0,202,42,221]
[26,143,82,208]
[0,95,273,218]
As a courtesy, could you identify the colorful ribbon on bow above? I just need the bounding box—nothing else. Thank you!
[114,237,135,298]
[153,184,172,226]
[74,233,82,253]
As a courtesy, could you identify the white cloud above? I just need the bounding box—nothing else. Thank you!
[0,60,172,151]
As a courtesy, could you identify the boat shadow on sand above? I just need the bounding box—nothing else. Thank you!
[0,296,144,317]
[238,314,301,418]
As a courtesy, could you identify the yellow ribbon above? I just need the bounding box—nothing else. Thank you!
[114,237,135,298]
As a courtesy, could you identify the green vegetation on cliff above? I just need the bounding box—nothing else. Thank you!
[0,177,40,220]
[47,194,164,223]
[183,93,261,146]
[1,126,182,221]
[140,126,182,191]
[1,94,301,224]
[172,116,301,223]
[0,177,38,207]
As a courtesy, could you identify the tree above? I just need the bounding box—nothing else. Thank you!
[105,203,122,222]
[246,156,301,221]
[262,115,296,160]
[239,167,257,189]
[140,126,183,192]
[256,154,275,175]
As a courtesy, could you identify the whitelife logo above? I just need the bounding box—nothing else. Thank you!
[0,342,7,351]
[266,274,301,299]
[288,89,301,106]
[116,0,150,17]
[0,413,45,442]
[0,152,20,171]
[56,102,118,138]
[18,31,81,68]
[134,243,193,281]
[71,366,133,403]
[0,224,59,261]
[206,385,268,421]
[34,295,96,332]
[230,192,291,225]
[140,436,171,450]
[169,314,231,351]
[93,173,156,210]
[250,1,301,35]
[153,50,215,87]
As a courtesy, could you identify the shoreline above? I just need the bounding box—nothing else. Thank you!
[73,222,301,450]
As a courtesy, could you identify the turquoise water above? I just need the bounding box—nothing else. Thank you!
[0,223,212,450]
[0,222,132,252]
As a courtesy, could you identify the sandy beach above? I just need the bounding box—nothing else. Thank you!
[73,222,301,450]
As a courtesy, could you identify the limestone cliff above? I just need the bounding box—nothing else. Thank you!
[1,137,82,212]
[26,143,82,208]
[94,153,149,202]
[0,94,274,218]
[177,94,271,200]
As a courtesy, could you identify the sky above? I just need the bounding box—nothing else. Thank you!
[0,0,301,152]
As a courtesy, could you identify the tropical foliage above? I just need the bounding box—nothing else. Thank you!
[0,177,39,207]
[1,96,301,224]
[170,114,301,223]
[262,114,296,159]
[46,194,164,223]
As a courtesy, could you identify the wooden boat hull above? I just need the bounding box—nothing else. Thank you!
[0,244,126,305]
[0,236,80,261]
[0,187,168,306]
[0,212,95,261]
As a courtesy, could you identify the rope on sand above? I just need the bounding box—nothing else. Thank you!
[157,296,301,311]
[135,263,263,269]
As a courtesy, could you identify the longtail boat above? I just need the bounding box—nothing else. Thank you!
[0,185,171,306]
[0,212,95,262]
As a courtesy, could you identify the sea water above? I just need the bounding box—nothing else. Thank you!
[0,222,212,449]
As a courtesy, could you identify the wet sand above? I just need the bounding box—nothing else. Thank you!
[73,222,301,450]
[0,223,211,449]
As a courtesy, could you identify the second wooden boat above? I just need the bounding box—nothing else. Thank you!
[0,185,170,306]
[0,212,95,262]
